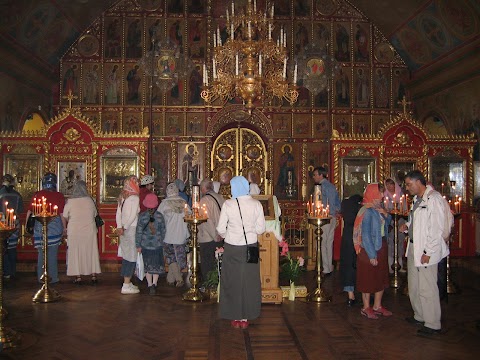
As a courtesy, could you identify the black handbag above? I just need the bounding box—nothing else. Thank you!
[92,198,104,228]
[236,199,259,264]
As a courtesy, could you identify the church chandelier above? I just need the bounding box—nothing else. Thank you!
[200,1,299,113]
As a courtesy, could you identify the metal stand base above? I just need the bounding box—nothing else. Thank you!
[32,286,61,303]
[306,287,332,303]
[0,326,21,349]
[182,288,206,302]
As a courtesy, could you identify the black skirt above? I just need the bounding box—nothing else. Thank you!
[219,243,261,320]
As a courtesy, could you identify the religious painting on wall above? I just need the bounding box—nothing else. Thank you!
[315,0,339,16]
[334,67,351,108]
[104,63,122,105]
[313,22,330,54]
[168,19,184,52]
[306,142,329,195]
[373,114,390,134]
[82,63,100,104]
[122,112,142,133]
[57,161,87,197]
[334,115,351,134]
[294,21,310,56]
[101,155,138,203]
[104,17,123,59]
[313,114,329,139]
[334,23,351,62]
[102,111,120,133]
[374,68,390,108]
[166,79,184,106]
[353,23,370,62]
[137,0,163,12]
[4,154,42,201]
[354,67,370,108]
[186,113,205,136]
[125,18,143,59]
[146,111,163,135]
[152,142,171,197]
[188,64,204,106]
[177,142,205,187]
[188,0,205,14]
[82,110,100,128]
[77,34,100,57]
[275,0,291,17]
[272,114,292,138]
[292,114,311,138]
[165,112,184,135]
[61,63,80,105]
[274,143,300,200]
[124,64,143,105]
[146,18,163,51]
[295,0,311,17]
[392,68,409,108]
[188,19,205,60]
[168,0,184,14]
[354,115,371,135]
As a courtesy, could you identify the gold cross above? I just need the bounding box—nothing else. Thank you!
[397,95,411,117]
[62,90,78,108]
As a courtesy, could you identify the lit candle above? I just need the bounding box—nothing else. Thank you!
[459,197,462,213]
[54,205,58,215]
[184,203,188,217]
[192,185,200,210]
[393,194,397,211]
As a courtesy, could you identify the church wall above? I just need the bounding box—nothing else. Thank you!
[54,0,409,200]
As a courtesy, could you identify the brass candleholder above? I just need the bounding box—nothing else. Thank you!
[306,216,332,303]
[388,210,408,289]
[182,216,208,302]
[32,214,61,303]
[0,227,21,348]
[447,213,461,294]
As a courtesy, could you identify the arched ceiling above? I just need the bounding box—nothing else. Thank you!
[0,0,478,99]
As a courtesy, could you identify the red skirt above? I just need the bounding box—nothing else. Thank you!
[356,239,389,293]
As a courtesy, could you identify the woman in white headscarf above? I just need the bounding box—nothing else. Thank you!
[158,182,190,287]
[216,176,266,329]
[63,180,102,284]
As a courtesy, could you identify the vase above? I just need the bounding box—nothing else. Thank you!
[288,281,296,301]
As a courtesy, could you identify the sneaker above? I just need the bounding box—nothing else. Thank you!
[149,285,156,296]
[121,283,140,294]
[128,283,139,290]
[361,307,378,320]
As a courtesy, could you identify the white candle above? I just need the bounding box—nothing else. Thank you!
[203,63,207,85]
[213,32,217,47]
[236,53,239,75]
[232,1,234,16]
[231,22,234,40]
[212,58,216,80]
[283,57,287,79]
[217,26,221,46]
[248,21,251,39]
[268,23,272,40]
[259,54,262,75]
[226,9,229,24]
[271,4,274,18]
[254,0,257,12]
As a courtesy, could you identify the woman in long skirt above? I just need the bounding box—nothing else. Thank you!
[216,176,266,329]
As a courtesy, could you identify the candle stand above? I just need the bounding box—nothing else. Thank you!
[306,216,331,303]
[183,215,208,302]
[0,227,21,348]
[446,213,461,294]
[388,210,408,289]
[32,214,61,303]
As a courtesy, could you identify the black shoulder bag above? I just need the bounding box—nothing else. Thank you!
[92,198,104,228]
[236,198,259,264]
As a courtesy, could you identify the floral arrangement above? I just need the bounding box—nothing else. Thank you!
[279,240,305,283]
[203,246,224,289]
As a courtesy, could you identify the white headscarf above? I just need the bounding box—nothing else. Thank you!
[249,183,261,195]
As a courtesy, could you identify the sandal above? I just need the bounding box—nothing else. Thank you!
[73,277,83,285]
[361,307,378,320]
[373,306,392,316]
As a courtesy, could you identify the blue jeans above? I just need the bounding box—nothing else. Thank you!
[3,248,17,277]
[37,245,60,283]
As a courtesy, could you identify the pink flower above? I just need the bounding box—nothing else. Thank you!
[297,256,304,267]
[215,246,224,259]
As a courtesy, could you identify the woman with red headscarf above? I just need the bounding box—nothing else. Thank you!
[353,183,392,319]
[116,175,140,294]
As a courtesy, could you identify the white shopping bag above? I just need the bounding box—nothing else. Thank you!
[135,253,145,281]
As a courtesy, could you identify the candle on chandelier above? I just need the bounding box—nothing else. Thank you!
[248,21,251,39]
[254,0,257,13]
[270,4,274,18]
[231,22,234,40]
[258,54,262,75]
[232,1,234,16]
[213,33,217,48]
[226,9,229,24]
[283,57,287,79]
[217,26,221,46]
[212,58,216,80]
[235,54,239,75]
